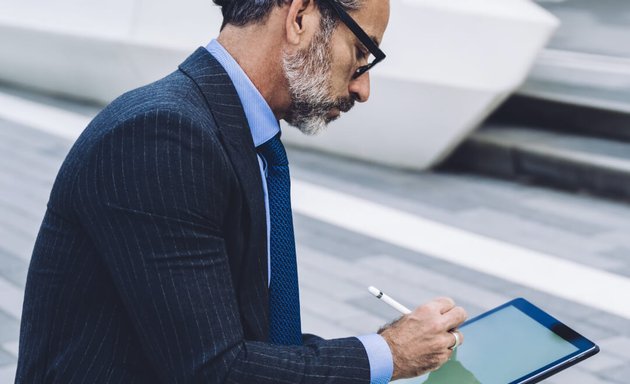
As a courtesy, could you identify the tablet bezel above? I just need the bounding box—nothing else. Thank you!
[459,298,599,384]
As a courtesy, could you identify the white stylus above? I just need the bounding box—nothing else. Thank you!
[368,286,412,315]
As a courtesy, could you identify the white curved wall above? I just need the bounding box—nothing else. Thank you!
[0,0,557,169]
[0,0,220,102]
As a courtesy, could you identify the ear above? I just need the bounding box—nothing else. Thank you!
[285,0,318,46]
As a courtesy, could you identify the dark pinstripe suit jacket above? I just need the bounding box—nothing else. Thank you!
[16,48,371,383]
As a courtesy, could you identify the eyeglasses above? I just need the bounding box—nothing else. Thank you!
[320,0,386,79]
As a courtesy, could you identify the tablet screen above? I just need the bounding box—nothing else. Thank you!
[417,304,580,384]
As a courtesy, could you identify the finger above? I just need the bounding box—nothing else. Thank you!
[430,297,456,314]
[453,330,464,347]
[443,306,467,329]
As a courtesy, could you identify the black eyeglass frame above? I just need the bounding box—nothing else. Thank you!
[320,0,386,79]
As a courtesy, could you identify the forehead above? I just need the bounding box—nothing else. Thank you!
[348,0,390,45]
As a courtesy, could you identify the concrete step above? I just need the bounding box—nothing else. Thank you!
[488,95,630,143]
[444,125,630,200]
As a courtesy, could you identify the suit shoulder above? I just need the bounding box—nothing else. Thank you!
[51,70,226,209]
[99,69,210,126]
[76,68,222,155]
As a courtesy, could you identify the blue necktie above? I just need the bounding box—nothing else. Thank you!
[257,133,302,346]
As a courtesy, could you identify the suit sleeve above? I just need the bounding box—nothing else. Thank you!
[74,109,371,384]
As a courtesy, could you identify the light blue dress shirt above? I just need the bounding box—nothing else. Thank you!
[206,39,394,384]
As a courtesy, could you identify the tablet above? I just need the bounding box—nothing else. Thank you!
[407,298,599,384]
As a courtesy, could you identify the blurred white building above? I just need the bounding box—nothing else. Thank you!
[0,0,562,169]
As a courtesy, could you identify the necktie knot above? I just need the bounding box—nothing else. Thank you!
[257,133,288,167]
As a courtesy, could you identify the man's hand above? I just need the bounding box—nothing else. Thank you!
[378,297,467,380]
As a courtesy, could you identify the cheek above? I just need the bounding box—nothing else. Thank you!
[329,40,355,94]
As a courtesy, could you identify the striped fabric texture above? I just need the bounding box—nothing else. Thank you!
[15,48,371,383]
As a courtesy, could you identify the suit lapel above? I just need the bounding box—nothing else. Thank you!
[179,48,269,340]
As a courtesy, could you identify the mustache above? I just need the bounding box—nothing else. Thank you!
[334,96,356,113]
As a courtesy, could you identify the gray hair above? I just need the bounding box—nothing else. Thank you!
[212,0,363,30]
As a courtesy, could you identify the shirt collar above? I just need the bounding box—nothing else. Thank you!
[205,39,280,147]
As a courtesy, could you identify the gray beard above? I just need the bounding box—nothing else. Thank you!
[282,25,355,136]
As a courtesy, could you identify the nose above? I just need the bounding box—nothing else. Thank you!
[348,72,370,103]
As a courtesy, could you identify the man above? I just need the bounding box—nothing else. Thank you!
[16,0,467,382]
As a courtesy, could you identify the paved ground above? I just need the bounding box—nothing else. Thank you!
[1,90,629,383]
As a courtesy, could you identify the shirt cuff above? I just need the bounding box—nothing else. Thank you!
[356,333,393,384]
